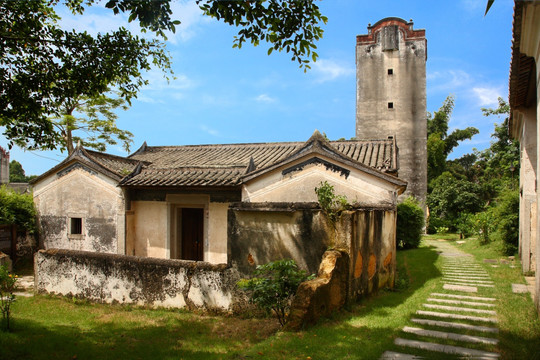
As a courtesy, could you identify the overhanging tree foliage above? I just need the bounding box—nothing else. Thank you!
[52,92,133,154]
[1,0,172,151]
[1,0,327,152]
[427,95,479,182]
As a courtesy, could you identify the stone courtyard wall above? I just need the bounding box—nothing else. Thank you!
[229,203,397,300]
[35,249,246,312]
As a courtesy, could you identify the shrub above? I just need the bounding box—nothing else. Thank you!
[455,213,475,238]
[237,259,313,327]
[493,189,519,255]
[472,210,495,245]
[0,186,36,233]
[397,197,424,250]
[0,265,17,331]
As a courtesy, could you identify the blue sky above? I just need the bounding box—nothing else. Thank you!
[2,0,515,176]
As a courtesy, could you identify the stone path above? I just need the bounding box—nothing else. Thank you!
[13,274,34,298]
[380,241,500,359]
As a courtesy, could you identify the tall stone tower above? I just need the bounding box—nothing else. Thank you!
[356,17,427,205]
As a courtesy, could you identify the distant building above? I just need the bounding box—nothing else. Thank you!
[356,18,427,206]
[0,146,9,184]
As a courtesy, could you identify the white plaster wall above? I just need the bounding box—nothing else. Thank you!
[33,168,124,254]
[242,157,398,205]
[207,202,228,264]
[131,201,168,258]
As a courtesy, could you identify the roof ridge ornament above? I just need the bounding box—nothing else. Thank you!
[130,141,148,157]
[245,156,257,174]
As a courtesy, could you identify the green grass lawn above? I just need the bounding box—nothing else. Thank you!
[1,237,539,359]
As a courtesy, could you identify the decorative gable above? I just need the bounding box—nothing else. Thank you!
[241,131,406,205]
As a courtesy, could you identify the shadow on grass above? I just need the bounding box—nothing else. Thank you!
[235,245,443,359]
[1,318,233,360]
[1,299,279,360]
[1,246,441,360]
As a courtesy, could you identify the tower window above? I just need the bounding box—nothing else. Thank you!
[388,69,393,75]
[388,102,394,109]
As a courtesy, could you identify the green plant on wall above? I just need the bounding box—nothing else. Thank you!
[238,259,313,327]
[0,265,17,331]
[314,181,350,227]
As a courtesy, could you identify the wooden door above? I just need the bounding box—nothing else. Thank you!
[181,208,204,261]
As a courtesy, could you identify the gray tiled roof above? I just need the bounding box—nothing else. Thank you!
[119,138,397,187]
[85,150,141,178]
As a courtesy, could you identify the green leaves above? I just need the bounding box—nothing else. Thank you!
[396,197,424,250]
[238,259,313,327]
[315,181,350,226]
[196,0,327,70]
[50,92,134,154]
[0,0,172,151]
[0,186,36,234]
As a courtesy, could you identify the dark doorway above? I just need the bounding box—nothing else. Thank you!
[181,208,204,261]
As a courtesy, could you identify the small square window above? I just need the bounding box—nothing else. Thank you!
[388,102,394,109]
[387,69,393,75]
[70,217,82,235]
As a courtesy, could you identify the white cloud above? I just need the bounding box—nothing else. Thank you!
[56,0,207,44]
[312,59,354,83]
[254,94,276,103]
[199,125,219,136]
[427,69,472,93]
[472,87,504,106]
[460,0,484,13]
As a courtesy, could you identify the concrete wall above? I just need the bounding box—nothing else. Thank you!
[33,167,125,254]
[356,19,427,206]
[35,249,246,312]
[228,204,397,298]
[517,109,538,273]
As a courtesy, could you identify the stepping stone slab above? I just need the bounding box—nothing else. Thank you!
[443,272,490,277]
[512,284,529,293]
[430,293,495,301]
[444,282,494,288]
[443,284,477,293]
[423,304,496,315]
[379,351,423,359]
[410,318,499,333]
[484,259,498,263]
[443,278,494,284]
[402,326,498,345]
[416,310,498,323]
[394,338,500,358]
[427,298,495,307]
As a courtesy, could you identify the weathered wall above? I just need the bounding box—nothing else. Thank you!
[242,159,397,206]
[35,249,246,312]
[33,167,125,254]
[228,204,332,276]
[228,204,397,298]
[287,250,350,330]
[517,108,538,273]
[349,210,396,299]
[356,18,427,206]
